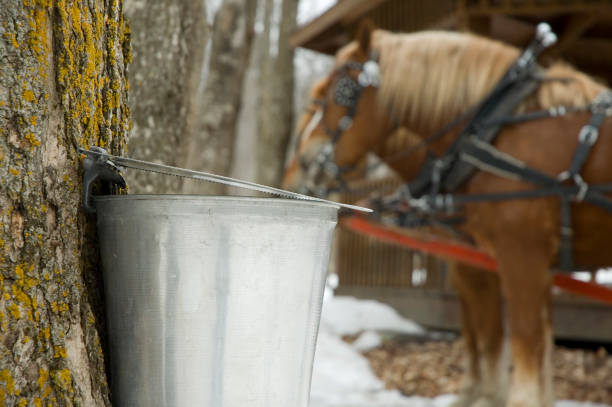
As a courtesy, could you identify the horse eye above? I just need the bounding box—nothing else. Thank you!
[334,76,360,107]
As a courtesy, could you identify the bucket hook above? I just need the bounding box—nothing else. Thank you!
[81,146,126,214]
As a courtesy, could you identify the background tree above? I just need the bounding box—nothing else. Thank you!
[124,0,209,194]
[182,0,257,194]
[256,0,299,187]
[0,0,130,405]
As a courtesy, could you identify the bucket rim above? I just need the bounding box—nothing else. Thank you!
[94,194,341,210]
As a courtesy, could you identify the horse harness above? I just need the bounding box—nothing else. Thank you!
[307,23,612,271]
[298,52,381,197]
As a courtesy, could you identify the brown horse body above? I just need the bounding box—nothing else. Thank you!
[284,27,612,407]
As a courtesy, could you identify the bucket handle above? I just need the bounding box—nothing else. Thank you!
[81,147,126,214]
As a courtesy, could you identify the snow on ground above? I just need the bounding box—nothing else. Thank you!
[319,295,424,339]
[310,286,457,407]
[310,278,610,407]
[310,324,456,407]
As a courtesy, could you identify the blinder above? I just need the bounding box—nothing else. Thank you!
[333,58,380,108]
[334,76,362,108]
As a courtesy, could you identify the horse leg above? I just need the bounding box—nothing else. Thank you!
[450,263,508,407]
[495,238,554,407]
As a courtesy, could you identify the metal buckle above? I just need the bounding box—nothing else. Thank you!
[358,60,380,88]
[338,116,353,131]
[431,158,450,185]
[591,89,612,116]
[578,124,599,145]
[558,171,589,202]
[548,106,567,117]
[409,196,432,212]
[323,161,339,177]
[557,171,571,182]
[573,174,589,202]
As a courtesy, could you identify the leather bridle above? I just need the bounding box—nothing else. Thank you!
[299,51,381,197]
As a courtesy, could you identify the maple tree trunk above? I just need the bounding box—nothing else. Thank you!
[256,0,298,187]
[124,0,208,194]
[182,0,257,195]
[0,0,130,404]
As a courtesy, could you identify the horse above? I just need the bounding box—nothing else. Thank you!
[282,24,612,407]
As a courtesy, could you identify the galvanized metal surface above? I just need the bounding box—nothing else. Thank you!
[96,196,338,407]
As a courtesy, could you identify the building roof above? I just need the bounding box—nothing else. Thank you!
[291,0,612,83]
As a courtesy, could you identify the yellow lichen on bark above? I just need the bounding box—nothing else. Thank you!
[0,369,15,399]
[54,0,131,150]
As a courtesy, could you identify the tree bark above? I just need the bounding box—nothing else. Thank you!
[124,0,208,194]
[256,0,298,187]
[182,0,257,195]
[0,0,130,405]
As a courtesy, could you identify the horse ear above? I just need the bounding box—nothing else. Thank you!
[355,18,376,53]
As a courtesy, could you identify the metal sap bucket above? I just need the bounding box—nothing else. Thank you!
[96,195,338,407]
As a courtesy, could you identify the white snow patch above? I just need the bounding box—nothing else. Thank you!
[298,0,337,25]
[352,330,383,352]
[320,296,424,337]
[571,270,612,286]
[596,269,612,285]
[310,325,456,407]
[556,402,610,407]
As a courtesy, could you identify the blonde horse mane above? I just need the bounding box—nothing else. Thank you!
[371,30,605,134]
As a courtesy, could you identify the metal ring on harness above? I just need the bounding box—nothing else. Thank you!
[574,174,589,202]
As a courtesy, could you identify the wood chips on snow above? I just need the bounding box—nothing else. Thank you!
[360,338,612,403]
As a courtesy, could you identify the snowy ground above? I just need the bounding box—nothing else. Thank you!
[310,293,454,407]
[311,280,610,407]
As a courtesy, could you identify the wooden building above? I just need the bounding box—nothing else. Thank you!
[292,0,612,84]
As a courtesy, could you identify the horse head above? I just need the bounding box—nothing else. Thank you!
[282,21,396,195]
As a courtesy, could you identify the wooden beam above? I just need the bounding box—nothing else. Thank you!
[289,0,387,49]
[429,14,458,31]
[339,0,388,25]
[466,15,491,36]
[302,31,351,55]
[467,3,612,17]
[489,14,535,46]
[456,0,468,31]
[547,14,599,59]
[564,38,612,66]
